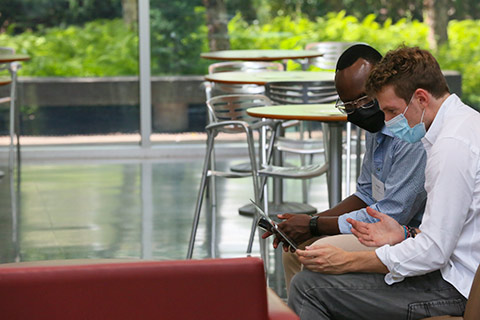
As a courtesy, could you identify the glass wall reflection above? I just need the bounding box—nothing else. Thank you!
[0,1,140,141]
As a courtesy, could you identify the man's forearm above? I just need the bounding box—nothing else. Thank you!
[311,195,367,236]
[314,216,340,235]
[345,251,389,273]
[317,195,367,217]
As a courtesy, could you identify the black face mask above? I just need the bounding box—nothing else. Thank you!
[347,100,385,133]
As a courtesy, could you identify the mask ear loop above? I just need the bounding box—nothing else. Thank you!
[403,95,414,115]
[415,93,426,124]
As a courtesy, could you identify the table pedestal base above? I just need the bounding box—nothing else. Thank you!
[239,202,317,219]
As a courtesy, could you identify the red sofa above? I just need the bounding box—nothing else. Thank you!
[0,257,298,320]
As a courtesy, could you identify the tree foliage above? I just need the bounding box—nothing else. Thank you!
[243,0,480,23]
[0,0,122,33]
[149,0,209,74]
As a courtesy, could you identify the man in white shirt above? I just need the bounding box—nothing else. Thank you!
[288,46,480,319]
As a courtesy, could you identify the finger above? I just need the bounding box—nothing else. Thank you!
[298,255,313,265]
[261,231,272,239]
[298,246,323,257]
[347,218,369,233]
[277,213,294,220]
[305,244,327,251]
[350,227,365,240]
[295,249,307,257]
[272,236,280,248]
[298,255,320,269]
[356,236,377,247]
[366,206,385,220]
[350,225,372,240]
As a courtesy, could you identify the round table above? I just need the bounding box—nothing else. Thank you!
[204,70,334,85]
[0,54,30,64]
[248,104,347,207]
[0,78,11,86]
[201,49,323,62]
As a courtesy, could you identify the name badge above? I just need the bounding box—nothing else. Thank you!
[372,174,385,201]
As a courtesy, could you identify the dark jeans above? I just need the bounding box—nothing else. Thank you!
[288,270,466,320]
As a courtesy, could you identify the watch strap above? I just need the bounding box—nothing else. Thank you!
[309,215,320,237]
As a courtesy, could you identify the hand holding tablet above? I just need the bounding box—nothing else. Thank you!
[250,199,298,251]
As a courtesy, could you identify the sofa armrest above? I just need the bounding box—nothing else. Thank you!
[267,287,299,320]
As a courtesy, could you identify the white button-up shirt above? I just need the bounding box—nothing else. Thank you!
[376,94,480,298]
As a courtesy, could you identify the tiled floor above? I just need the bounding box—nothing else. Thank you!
[0,140,353,298]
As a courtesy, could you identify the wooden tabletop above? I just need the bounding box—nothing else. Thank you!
[205,71,334,85]
[247,104,347,122]
[0,54,30,63]
[201,49,323,61]
[0,78,11,86]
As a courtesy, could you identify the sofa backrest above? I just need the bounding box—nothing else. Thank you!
[0,257,269,320]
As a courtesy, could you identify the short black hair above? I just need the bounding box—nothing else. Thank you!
[336,44,382,71]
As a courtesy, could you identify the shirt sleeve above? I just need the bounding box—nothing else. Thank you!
[338,138,427,234]
[376,137,477,283]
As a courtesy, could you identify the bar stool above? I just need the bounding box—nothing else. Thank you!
[203,61,285,223]
[187,94,278,259]
[0,47,22,170]
[264,80,338,204]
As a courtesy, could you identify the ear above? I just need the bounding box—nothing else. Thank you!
[414,88,430,107]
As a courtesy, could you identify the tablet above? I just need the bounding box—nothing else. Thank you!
[250,199,298,250]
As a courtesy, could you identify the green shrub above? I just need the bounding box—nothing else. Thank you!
[436,19,480,106]
[0,19,138,76]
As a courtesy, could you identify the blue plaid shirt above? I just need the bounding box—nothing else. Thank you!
[338,125,427,233]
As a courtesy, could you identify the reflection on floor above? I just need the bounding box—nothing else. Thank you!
[0,147,347,298]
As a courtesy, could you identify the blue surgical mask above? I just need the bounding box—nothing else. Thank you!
[385,99,426,143]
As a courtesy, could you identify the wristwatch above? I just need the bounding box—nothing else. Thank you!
[309,215,320,237]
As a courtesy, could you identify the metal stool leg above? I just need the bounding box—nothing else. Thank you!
[206,147,218,257]
[345,122,352,195]
[356,126,363,181]
[8,64,18,170]
[246,128,262,256]
[187,133,215,259]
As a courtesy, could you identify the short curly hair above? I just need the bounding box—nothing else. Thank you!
[365,46,449,103]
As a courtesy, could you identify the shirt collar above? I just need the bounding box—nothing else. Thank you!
[374,124,392,143]
[381,124,394,137]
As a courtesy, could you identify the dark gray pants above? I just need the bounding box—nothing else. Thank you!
[288,270,466,320]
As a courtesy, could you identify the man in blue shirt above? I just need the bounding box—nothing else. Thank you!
[263,44,427,290]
